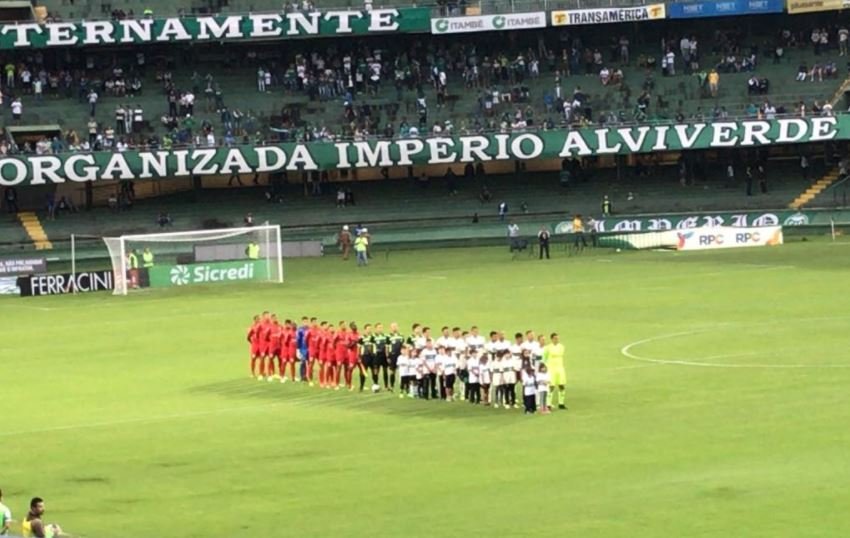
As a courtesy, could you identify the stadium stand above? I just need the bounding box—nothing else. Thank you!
[0,22,845,155]
[0,159,824,259]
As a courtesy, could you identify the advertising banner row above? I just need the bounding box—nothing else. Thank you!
[0,117,844,187]
[0,0,835,49]
[554,209,818,234]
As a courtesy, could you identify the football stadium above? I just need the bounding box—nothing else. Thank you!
[2,0,850,535]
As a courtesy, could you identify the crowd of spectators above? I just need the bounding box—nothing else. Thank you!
[0,23,846,156]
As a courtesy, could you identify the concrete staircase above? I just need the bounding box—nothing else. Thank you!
[788,168,841,210]
[17,212,53,250]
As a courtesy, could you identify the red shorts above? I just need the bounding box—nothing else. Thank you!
[251,344,260,356]
[335,348,348,364]
[346,351,359,365]
[270,347,282,359]
[287,345,297,361]
[308,347,318,360]
[259,344,270,356]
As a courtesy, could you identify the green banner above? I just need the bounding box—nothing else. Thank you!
[0,8,430,49]
[553,209,837,234]
[148,259,268,288]
[1,117,848,186]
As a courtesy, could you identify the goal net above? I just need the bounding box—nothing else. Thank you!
[103,224,283,295]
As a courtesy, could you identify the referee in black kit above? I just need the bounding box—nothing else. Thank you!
[538,226,551,259]
[372,323,390,391]
[387,322,406,391]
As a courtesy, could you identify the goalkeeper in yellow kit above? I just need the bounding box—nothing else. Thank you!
[542,333,567,410]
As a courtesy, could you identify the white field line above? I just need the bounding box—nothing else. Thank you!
[620,317,850,369]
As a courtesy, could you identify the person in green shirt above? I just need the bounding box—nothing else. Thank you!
[542,333,567,410]
[141,247,154,268]
[127,249,140,289]
[0,488,12,535]
[353,235,368,267]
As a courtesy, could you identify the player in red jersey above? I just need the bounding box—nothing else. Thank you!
[334,322,350,390]
[324,325,338,389]
[268,316,285,382]
[306,318,320,386]
[257,311,273,380]
[247,315,261,378]
[315,321,328,387]
[282,320,298,383]
[344,322,361,391]
[287,320,298,381]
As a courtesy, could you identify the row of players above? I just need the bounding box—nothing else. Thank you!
[246,314,568,411]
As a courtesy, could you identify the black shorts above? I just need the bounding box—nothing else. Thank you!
[361,353,375,368]
[444,374,456,388]
[374,353,388,367]
[458,369,469,382]
[387,354,399,369]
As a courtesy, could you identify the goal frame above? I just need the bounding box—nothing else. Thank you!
[104,224,283,295]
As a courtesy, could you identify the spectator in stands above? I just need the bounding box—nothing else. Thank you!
[244,213,254,226]
[601,195,612,216]
[708,69,719,98]
[809,63,824,82]
[87,118,98,147]
[57,196,77,214]
[4,62,13,89]
[133,106,144,134]
[495,200,508,221]
[3,187,18,213]
[797,63,808,82]
[157,212,173,228]
[87,88,98,117]
[10,97,21,124]
[46,193,56,220]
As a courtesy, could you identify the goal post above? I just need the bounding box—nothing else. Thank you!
[103,224,283,295]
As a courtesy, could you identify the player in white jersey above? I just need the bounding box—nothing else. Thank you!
[435,326,452,350]
[466,326,485,353]
[536,363,550,414]
[491,351,505,408]
[494,331,511,355]
[478,353,492,406]
[420,339,438,399]
[396,345,413,398]
[521,330,542,365]
[437,347,458,401]
[466,352,481,404]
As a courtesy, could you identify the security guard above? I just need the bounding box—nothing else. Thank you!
[142,247,155,268]
[140,247,154,288]
[246,241,260,260]
[127,249,140,289]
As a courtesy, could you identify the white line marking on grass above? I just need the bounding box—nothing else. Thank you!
[620,325,850,369]
[610,364,657,371]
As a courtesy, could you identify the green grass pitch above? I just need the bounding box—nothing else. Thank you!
[3,240,850,538]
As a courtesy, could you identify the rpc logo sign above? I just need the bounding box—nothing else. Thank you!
[735,232,761,243]
[698,234,725,246]
[678,226,783,251]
